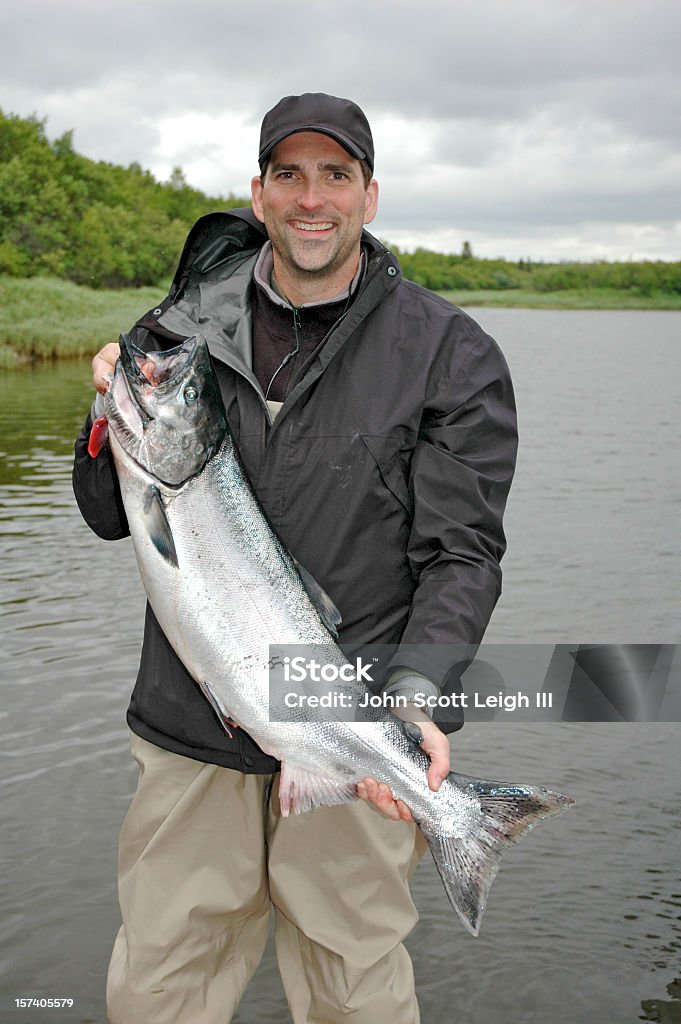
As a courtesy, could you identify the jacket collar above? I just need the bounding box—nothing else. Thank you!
[170,206,392,298]
[253,241,367,311]
[160,207,402,427]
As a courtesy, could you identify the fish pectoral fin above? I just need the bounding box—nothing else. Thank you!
[199,680,237,739]
[143,486,178,567]
[278,762,358,817]
[424,772,575,936]
[293,560,342,637]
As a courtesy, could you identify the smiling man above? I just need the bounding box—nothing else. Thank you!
[74,93,517,1024]
[251,130,378,302]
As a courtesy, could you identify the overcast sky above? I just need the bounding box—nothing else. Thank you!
[3,0,680,261]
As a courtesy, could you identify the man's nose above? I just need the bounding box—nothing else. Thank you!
[296,181,325,210]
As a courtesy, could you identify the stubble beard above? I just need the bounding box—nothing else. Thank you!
[267,212,362,284]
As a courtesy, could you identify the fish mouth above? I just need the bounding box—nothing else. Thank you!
[104,333,201,462]
[109,333,201,433]
[119,333,200,413]
[104,332,227,489]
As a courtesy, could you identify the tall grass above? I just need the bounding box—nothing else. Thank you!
[0,276,166,368]
[2,276,680,369]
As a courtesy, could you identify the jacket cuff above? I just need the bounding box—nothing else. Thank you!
[382,670,440,720]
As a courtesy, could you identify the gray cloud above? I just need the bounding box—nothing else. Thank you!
[2,0,680,259]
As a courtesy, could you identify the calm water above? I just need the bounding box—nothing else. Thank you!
[0,309,679,1024]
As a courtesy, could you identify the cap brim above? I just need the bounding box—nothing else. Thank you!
[259,125,367,166]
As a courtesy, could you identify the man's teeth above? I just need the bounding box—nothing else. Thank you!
[293,222,334,231]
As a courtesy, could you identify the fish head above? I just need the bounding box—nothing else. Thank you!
[105,333,228,486]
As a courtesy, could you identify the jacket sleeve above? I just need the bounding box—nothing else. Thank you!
[72,403,130,540]
[388,314,518,709]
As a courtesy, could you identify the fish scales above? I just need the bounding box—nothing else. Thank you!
[92,333,574,935]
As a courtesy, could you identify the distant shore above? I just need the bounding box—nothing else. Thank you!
[2,275,680,368]
[439,288,681,311]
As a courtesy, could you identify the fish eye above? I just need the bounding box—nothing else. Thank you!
[183,385,199,404]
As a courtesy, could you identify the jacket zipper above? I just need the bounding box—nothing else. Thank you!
[285,307,303,392]
[224,248,394,453]
[282,250,391,401]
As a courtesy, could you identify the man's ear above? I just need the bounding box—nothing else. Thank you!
[251,176,266,224]
[363,179,379,225]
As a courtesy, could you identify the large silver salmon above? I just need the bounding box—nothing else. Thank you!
[91,333,573,936]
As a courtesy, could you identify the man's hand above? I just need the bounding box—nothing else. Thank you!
[356,719,450,823]
[92,342,157,394]
[92,343,120,394]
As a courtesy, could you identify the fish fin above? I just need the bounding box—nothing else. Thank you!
[423,773,574,937]
[143,486,178,567]
[87,415,109,458]
[278,761,358,817]
[199,679,237,739]
[293,560,342,637]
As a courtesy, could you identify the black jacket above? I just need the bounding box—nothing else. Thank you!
[72,208,517,772]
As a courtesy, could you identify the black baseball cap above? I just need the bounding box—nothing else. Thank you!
[258,93,374,173]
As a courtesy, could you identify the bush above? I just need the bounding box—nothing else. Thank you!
[0,108,248,289]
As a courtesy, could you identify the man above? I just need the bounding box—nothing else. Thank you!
[73,93,517,1024]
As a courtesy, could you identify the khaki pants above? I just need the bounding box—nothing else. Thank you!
[107,732,427,1024]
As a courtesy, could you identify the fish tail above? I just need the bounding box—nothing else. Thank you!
[423,773,574,936]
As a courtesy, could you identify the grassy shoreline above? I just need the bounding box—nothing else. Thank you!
[439,288,681,310]
[2,275,680,367]
[0,276,167,368]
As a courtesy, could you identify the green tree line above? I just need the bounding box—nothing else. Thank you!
[1,108,680,296]
[393,245,681,297]
[0,109,245,288]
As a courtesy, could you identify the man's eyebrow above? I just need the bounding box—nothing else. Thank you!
[270,162,303,173]
[322,161,356,175]
[269,161,357,175]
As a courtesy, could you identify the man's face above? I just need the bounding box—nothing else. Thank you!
[251,132,378,287]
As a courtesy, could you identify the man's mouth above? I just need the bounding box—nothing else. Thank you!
[290,220,335,232]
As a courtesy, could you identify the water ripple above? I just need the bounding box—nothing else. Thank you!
[2,329,680,1023]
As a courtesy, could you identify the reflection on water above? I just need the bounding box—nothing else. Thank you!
[1,312,680,1024]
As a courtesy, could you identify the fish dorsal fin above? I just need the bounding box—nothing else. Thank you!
[294,560,342,637]
[278,761,358,817]
[143,486,178,567]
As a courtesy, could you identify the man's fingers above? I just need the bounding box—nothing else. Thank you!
[395,799,415,823]
[426,749,449,791]
[92,343,120,394]
[427,764,444,792]
[418,721,451,792]
[357,776,414,823]
[357,719,451,819]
